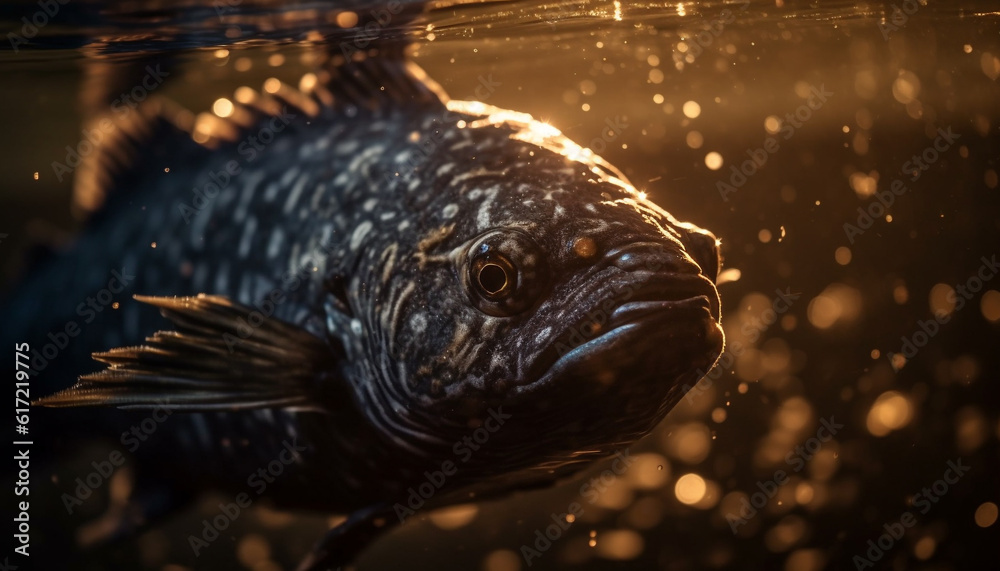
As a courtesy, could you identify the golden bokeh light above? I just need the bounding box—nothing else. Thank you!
[764,515,807,553]
[807,283,862,329]
[336,11,359,28]
[682,100,701,118]
[848,172,877,198]
[764,115,781,134]
[236,533,271,568]
[785,548,825,571]
[913,535,936,560]
[980,290,1000,322]
[212,97,234,118]
[835,246,852,265]
[892,70,921,104]
[775,397,813,432]
[866,391,913,436]
[955,406,988,453]
[482,549,522,571]
[596,529,644,560]
[428,504,478,529]
[705,151,723,170]
[929,283,956,318]
[975,502,998,527]
[664,422,712,464]
[795,482,815,505]
[675,473,707,505]
[627,453,670,489]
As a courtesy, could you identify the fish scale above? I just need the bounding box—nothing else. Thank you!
[6,54,725,568]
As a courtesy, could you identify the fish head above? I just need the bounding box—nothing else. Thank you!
[440,177,724,444]
[349,106,724,481]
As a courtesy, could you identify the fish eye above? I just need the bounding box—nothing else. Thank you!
[476,262,510,296]
[464,229,548,317]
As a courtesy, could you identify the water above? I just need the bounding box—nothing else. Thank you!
[2,0,999,569]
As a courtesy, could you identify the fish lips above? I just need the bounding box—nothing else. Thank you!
[517,279,724,396]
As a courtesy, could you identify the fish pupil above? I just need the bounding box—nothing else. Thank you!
[478,263,509,295]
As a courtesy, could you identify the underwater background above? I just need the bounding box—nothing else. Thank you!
[1,0,999,569]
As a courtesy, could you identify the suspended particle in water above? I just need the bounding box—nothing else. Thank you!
[682,100,701,118]
[835,246,851,265]
[704,152,722,170]
[675,473,707,505]
[213,98,234,118]
[764,115,781,134]
[975,502,998,527]
[711,407,727,423]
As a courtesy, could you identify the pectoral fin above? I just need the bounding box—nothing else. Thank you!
[297,503,396,571]
[33,294,340,412]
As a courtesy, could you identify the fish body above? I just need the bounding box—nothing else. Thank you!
[2,54,724,566]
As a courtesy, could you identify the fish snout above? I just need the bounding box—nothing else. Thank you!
[602,242,721,323]
[605,241,702,275]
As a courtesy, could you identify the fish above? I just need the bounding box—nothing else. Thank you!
[3,46,725,569]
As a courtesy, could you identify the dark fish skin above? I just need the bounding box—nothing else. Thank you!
[2,57,723,564]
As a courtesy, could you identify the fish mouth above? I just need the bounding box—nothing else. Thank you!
[518,275,723,393]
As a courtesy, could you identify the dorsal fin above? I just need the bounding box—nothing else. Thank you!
[72,96,197,218]
[72,49,449,219]
[321,48,451,109]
